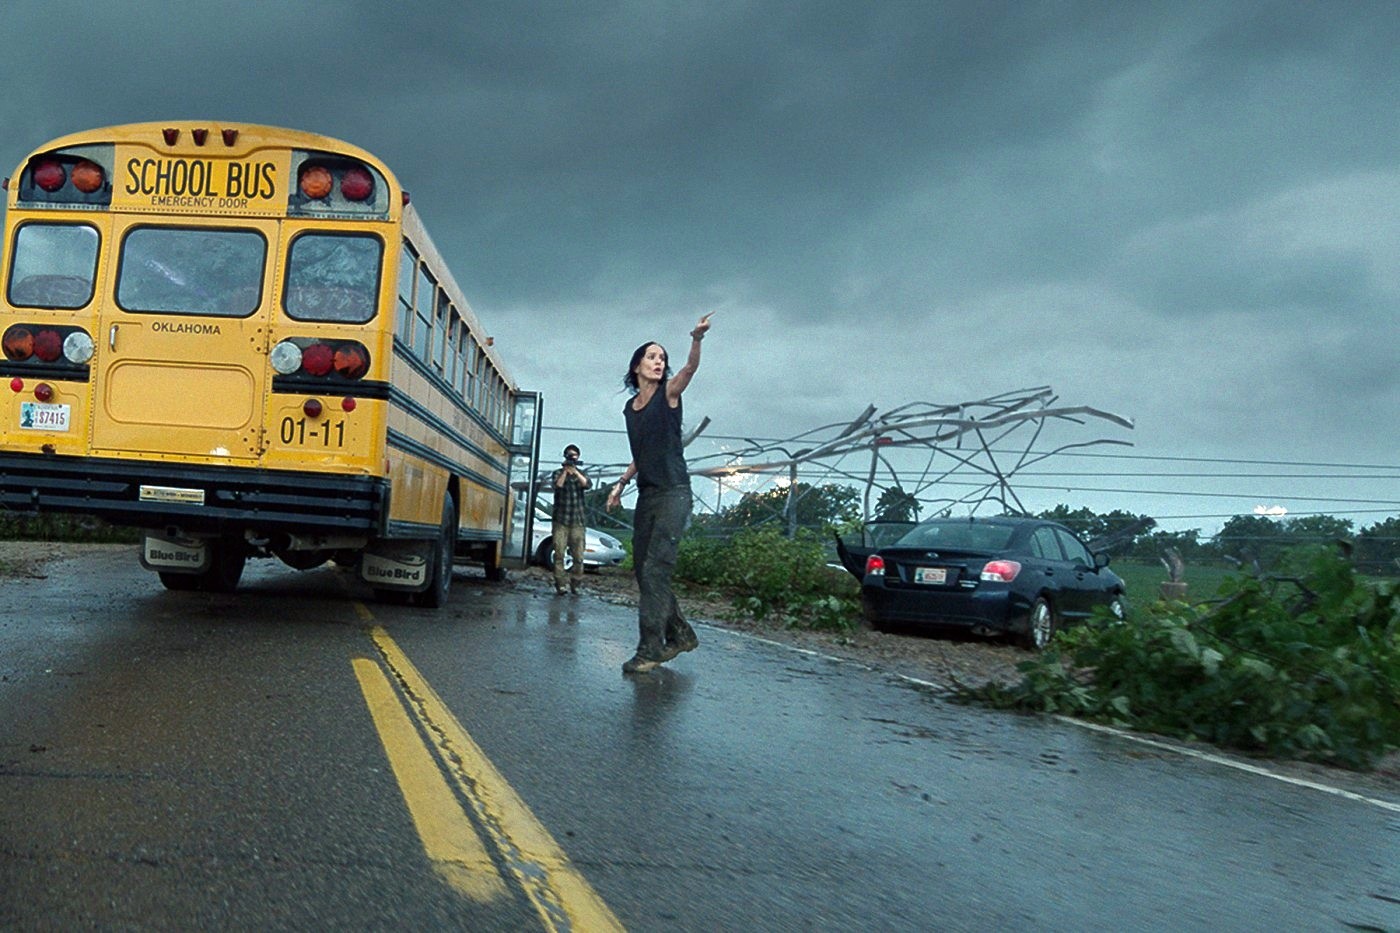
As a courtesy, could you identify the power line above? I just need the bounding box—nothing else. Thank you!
[543,423,1398,472]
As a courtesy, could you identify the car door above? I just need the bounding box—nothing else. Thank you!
[1053,527,1103,619]
[1027,525,1073,605]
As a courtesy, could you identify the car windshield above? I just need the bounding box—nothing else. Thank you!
[895,521,1015,551]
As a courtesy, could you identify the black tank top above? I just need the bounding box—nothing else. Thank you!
[624,388,689,489]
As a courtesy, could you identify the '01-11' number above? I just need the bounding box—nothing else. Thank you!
[280,416,346,447]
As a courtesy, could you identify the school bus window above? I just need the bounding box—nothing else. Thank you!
[7,222,100,309]
[116,226,265,317]
[396,243,417,344]
[283,232,382,324]
[458,330,472,398]
[446,314,460,389]
[432,291,450,371]
[414,267,434,360]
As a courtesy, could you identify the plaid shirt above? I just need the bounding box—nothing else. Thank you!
[551,468,589,528]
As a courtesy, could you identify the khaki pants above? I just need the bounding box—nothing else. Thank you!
[552,523,586,590]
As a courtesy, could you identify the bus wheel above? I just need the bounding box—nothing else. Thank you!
[158,571,201,591]
[417,497,457,608]
[200,538,247,593]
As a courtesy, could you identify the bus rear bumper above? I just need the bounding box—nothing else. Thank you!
[0,452,387,536]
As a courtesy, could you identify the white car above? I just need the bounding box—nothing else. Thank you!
[531,509,626,571]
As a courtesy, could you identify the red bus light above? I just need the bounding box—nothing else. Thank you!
[32,160,66,192]
[71,160,105,194]
[341,397,357,412]
[340,167,374,202]
[303,398,323,418]
[299,165,333,200]
[301,342,333,377]
[333,343,369,379]
[34,383,54,402]
[33,329,63,362]
[3,327,34,361]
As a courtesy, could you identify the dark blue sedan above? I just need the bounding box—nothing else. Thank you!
[836,516,1127,649]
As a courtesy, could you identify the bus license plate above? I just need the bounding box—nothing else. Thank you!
[914,566,947,585]
[19,402,70,432]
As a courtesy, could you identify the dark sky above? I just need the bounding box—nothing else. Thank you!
[2,1,1396,531]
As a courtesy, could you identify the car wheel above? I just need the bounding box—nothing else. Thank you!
[535,540,553,568]
[1022,597,1058,650]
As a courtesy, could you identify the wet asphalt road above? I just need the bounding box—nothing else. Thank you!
[1,546,1397,931]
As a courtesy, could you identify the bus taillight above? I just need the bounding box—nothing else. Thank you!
[301,343,333,377]
[3,327,35,361]
[303,398,323,418]
[299,165,333,200]
[32,160,65,192]
[71,160,105,194]
[340,167,374,202]
[333,344,369,379]
[33,383,54,402]
[33,329,63,363]
[270,338,371,381]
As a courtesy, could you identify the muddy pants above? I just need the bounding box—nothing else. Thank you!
[631,485,696,661]
[552,523,586,590]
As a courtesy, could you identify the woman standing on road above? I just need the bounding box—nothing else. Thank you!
[606,312,713,674]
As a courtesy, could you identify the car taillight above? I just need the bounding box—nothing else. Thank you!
[980,560,1021,582]
[865,555,885,577]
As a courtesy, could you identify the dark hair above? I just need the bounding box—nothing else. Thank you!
[563,445,580,458]
[623,342,670,393]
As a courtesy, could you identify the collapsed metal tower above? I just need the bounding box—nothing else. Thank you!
[677,386,1135,525]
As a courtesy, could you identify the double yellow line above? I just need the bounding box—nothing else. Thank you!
[352,614,622,931]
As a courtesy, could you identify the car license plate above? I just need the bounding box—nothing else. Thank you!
[19,402,70,432]
[914,566,947,585]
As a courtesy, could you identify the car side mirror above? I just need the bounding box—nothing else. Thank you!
[1093,551,1111,570]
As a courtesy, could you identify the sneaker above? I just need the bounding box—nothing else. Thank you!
[622,654,661,674]
[660,633,699,662]
[555,586,567,595]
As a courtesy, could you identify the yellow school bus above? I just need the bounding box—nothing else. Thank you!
[0,121,541,605]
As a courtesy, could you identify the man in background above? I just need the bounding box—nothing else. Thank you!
[551,444,591,595]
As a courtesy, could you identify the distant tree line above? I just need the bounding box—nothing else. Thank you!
[588,481,1398,577]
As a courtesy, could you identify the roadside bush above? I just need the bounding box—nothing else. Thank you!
[957,545,1400,770]
[0,512,138,544]
[676,526,860,630]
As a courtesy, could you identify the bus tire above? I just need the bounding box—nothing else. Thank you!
[200,538,247,593]
[158,571,201,591]
[417,497,456,609]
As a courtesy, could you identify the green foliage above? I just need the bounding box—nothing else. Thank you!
[0,513,138,544]
[1034,504,1155,550]
[874,486,921,523]
[676,525,860,630]
[714,483,859,533]
[958,545,1400,770]
[1355,516,1400,575]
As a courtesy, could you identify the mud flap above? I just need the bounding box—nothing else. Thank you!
[140,534,211,575]
[360,540,433,592]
